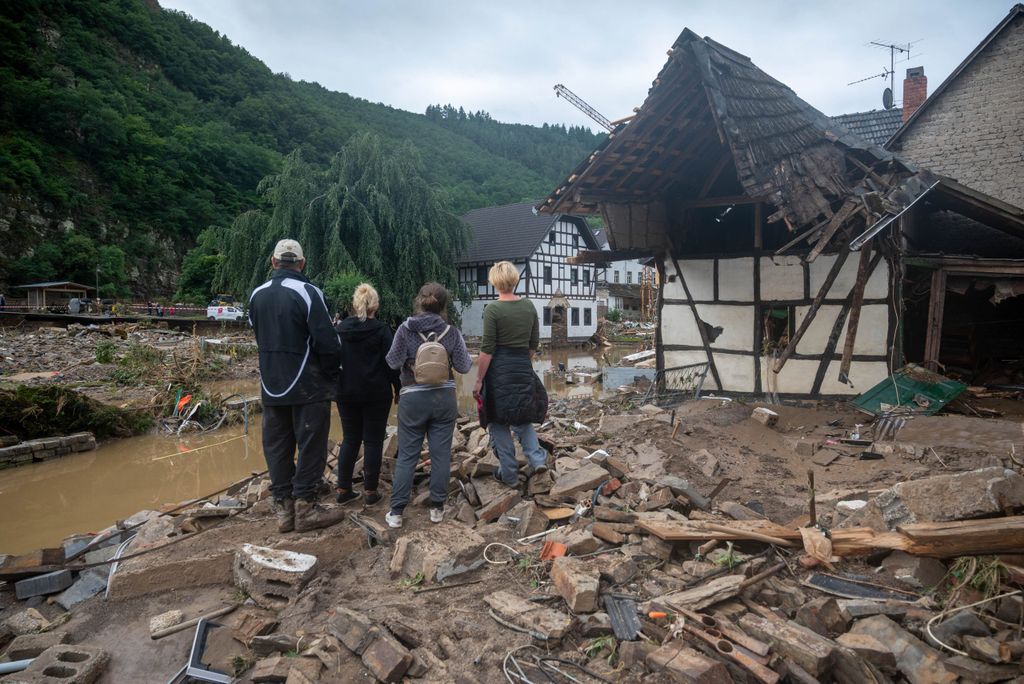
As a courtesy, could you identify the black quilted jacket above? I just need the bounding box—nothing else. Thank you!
[482,347,548,426]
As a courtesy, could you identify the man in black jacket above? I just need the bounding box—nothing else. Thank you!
[249,239,346,533]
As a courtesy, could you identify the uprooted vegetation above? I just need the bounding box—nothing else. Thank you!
[0,386,152,440]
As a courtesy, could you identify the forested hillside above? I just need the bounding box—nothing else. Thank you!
[0,0,603,296]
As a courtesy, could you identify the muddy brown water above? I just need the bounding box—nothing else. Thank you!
[0,347,637,554]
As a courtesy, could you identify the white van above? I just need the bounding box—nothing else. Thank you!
[207,305,244,321]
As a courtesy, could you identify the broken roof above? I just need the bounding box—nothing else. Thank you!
[459,202,596,264]
[540,28,1024,255]
[887,4,1024,147]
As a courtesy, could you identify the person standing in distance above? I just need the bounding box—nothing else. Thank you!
[248,239,346,533]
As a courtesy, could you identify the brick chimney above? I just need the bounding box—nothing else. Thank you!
[902,67,927,123]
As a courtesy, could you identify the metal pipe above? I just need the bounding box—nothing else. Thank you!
[0,659,33,674]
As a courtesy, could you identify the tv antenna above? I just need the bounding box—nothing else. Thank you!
[554,84,613,131]
[847,41,918,110]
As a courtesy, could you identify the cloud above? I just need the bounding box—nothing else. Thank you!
[161,0,1015,127]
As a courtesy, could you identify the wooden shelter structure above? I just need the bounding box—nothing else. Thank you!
[541,29,1024,397]
[17,281,92,311]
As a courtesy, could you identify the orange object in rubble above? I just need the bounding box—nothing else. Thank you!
[538,540,567,561]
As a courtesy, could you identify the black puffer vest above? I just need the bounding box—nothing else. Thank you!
[482,347,548,426]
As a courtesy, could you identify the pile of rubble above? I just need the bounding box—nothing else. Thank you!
[1,396,1023,682]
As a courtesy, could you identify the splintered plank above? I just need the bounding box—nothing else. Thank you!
[636,519,801,543]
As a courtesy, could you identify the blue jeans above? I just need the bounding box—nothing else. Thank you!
[389,388,458,513]
[488,422,547,485]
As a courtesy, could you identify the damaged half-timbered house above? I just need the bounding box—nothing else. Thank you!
[540,28,1024,398]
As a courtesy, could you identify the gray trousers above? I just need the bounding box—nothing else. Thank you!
[389,388,458,512]
[489,422,548,485]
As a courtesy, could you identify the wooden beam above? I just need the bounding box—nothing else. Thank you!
[773,245,851,374]
[669,252,723,391]
[753,202,764,250]
[698,151,732,199]
[806,199,860,262]
[838,242,874,384]
[923,269,947,371]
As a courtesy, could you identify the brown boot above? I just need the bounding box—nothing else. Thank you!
[294,499,347,532]
[273,498,295,533]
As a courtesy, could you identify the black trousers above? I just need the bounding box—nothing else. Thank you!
[336,398,392,492]
[261,401,331,502]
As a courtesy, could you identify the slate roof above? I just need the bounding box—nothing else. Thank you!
[459,201,595,263]
[830,109,903,146]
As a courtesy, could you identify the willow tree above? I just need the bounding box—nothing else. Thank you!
[215,133,471,323]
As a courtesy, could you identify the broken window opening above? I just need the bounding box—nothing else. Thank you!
[762,307,792,354]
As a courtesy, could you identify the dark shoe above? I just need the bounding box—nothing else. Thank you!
[493,470,515,488]
[294,499,347,532]
[364,491,382,506]
[316,479,333,499]
[336,489,360,505]
[273,498,295,533]
[532,464,549,476]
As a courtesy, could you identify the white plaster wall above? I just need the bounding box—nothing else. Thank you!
[818,360,890,395]
[458,297,597,340]
[664,259,715,301]
[762,358,820,395]
[661,304,702,347]
[759,255,805,300]
[793,304,889,356]
[459,299,487,337]
[810,254,890,300]
[717,258,754,301]
[698,304,755,351]
[663,349,756,393]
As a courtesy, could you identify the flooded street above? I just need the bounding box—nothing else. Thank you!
[0,346,639,554]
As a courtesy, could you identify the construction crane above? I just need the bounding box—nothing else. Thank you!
[554,84,613,132]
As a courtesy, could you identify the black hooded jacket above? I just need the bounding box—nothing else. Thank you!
[248,269,342,406]
[335,317,401,403]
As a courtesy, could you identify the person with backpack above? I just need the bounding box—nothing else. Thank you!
[384,282,472,528]
[472,261,549,486]
[334,283,400,507]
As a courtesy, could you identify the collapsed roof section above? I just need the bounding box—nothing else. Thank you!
[539,28,1024,257]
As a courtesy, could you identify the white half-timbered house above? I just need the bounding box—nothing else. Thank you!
[457,202,602,341]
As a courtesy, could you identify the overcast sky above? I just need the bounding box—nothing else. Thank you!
[161,0,1014,130]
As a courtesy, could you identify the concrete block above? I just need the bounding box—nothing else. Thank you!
[549,463,609,498]
[233,544,317,610]
[56,570,107,610]
[751,407,778,426]
[647,642,732,683]
[3,631,70,660]
[10,644,109,684]
[550,557,599,613]
[148,610,184,637]
[4,608,50,635]
[15,570,73,599]
[483,590,574,640]
[361,632,413,683]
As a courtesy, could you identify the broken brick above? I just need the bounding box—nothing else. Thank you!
[329,606,379,655]
[550,557,599,613]
[647,642,732,683]
[361,632,413,683]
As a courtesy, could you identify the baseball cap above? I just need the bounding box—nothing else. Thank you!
[273,238,304,263]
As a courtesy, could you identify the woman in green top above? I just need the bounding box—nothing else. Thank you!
[473,261,549,485]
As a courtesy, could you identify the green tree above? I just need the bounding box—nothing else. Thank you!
[215,133,470,324]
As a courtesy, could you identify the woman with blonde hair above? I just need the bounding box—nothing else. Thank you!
[334,283,400,506]
[473,261,549,486]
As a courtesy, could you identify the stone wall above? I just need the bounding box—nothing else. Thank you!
[0,432,96,469]
[892,15,1024,208]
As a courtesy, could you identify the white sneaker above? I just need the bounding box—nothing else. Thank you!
[429,507,444,524]
[385,511,403,529]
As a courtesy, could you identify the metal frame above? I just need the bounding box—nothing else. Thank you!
[640,362,710,407]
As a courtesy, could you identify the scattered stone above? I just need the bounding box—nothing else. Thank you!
[836,599,909,621]
[5,607,50,635]
[232,606,279,646]
[739,612,836,676]
[594,506,637,523]
[557,528,602,556]
[848,614,956,684]
[527,470,554,495]
[647,642,732,683]
[650,574,745,613]
[329,607,379,655]
[642,487,675,511]
[251,633,301,657]
[579,612,613,637]
[795,597,848,637]
[56,570,107,610]
[550,557,599,613]
[362,632,413,683]
[880,550,948,589]
[3,631,70,660]
[251,655,293,682]
[925,610,990,649]
[14,569,73,599]
[13,644,109,683]
[751,407,778,427]
[618,640,655,668]
[962,635,1004,664]
[597,414,638,434]
[600,557,638,586]
[148,609,184,637]
[641,535,674,561]
[549,463,609,498]
[943,655,1020,683]
[794,439,820,457]
[835,632,897,672]
[591,522,627,545]
[477,490,521,524]
[455,500,477,524]
[516,502,548,537]
[234,544,318,610]
[481,589,577,643]
[687,449,719,478]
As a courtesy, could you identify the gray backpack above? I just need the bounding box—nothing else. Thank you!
[413,326,451,385]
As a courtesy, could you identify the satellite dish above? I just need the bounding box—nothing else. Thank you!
[882,87,894,110]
